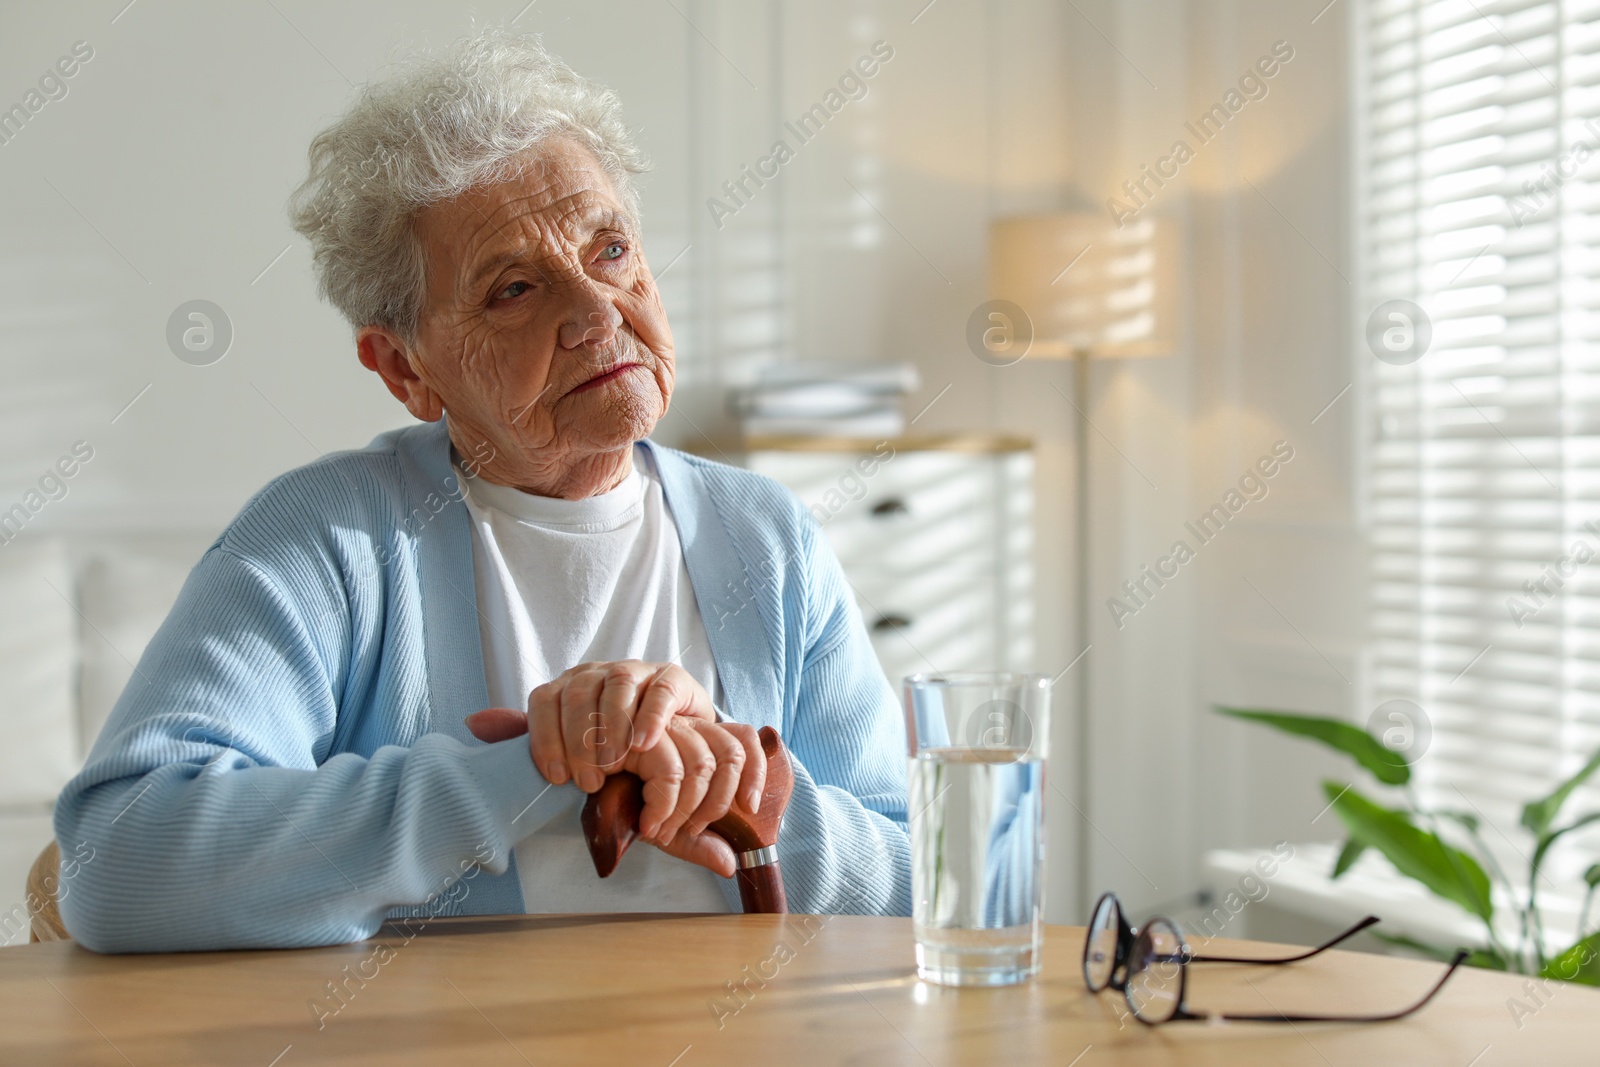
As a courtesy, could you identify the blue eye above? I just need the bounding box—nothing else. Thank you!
[497,280,531,301]
[600,242,626,261]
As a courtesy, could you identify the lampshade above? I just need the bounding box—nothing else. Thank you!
[988,213,1179,359]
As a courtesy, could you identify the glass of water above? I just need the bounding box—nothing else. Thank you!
[904,672,1051,987]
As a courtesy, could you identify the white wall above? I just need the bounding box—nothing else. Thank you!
[1182,0,1366,885]
[1027,0,1366,919]
[0,0,1363,926]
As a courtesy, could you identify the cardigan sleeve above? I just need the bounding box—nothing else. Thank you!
[52,543,547,953]
[770,514,913,917]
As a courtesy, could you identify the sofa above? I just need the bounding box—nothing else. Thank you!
[0,531,217,945]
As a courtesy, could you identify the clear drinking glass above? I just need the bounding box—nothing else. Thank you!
[903,672,1051,986]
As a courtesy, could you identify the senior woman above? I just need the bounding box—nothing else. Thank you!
[53,29,910,953]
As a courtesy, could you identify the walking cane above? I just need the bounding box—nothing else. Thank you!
[582,725,792,913]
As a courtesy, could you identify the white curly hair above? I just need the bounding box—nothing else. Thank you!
[288,27,650,345]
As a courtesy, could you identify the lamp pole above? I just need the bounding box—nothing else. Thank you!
[1074,344,1092,920]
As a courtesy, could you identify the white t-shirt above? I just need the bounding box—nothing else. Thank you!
[459,443,731,913]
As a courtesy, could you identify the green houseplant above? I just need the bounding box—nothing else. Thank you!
[1215,706,1600,986]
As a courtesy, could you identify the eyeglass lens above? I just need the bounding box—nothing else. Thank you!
[1125,918,1187,1023]
[1082,894,1120,992]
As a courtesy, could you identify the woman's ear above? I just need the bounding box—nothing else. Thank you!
[357,326,444,422]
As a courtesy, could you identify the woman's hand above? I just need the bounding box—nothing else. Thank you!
[618,716,767,877]
[463,661,767,877]
[475,660,715,791]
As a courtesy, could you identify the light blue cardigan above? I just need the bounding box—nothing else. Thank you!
[54,417,912,952]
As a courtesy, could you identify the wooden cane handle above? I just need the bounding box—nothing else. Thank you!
[708,726,793,851]
[580,726,794,912]
[579,772,644,879]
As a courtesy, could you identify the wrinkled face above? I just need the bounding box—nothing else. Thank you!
[403,137,674,483]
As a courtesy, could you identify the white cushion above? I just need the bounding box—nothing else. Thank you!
[0,538,78,805]
[76,538,209,756]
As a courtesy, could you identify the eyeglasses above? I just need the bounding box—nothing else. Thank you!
[1083,892,1468,1026]
[1082,892,1380,993]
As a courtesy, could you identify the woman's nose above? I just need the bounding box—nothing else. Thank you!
[558,296,622,351]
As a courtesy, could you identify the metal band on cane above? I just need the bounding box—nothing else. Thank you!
[737,844,779,870]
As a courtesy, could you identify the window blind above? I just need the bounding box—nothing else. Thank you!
[1362,0,1600,880]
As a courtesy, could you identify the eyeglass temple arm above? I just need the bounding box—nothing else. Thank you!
[1210,949,1468,1024]
[1191,915,1381,965]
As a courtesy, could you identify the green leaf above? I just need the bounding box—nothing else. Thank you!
[1322,781,1494,921]
[1531,812,1600,882]
[1216,707,1410,785]
[1467,948,1511,971]
[1371,932,1507,970]
[1585,864,1600,891]
[1521,747,1600,837]
[1331,838,1367,878]
[1435,809,1481,835]
[1370,931,1455,962]
[1540,931,1600,986]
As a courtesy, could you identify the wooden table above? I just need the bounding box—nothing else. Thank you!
[2,914,1594,1065]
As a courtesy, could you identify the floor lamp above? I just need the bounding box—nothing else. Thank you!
[987,213,1179,918]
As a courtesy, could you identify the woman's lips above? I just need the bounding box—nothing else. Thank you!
[567,363,642,395]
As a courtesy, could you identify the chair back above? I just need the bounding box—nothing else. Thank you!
[27,840,69,942]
